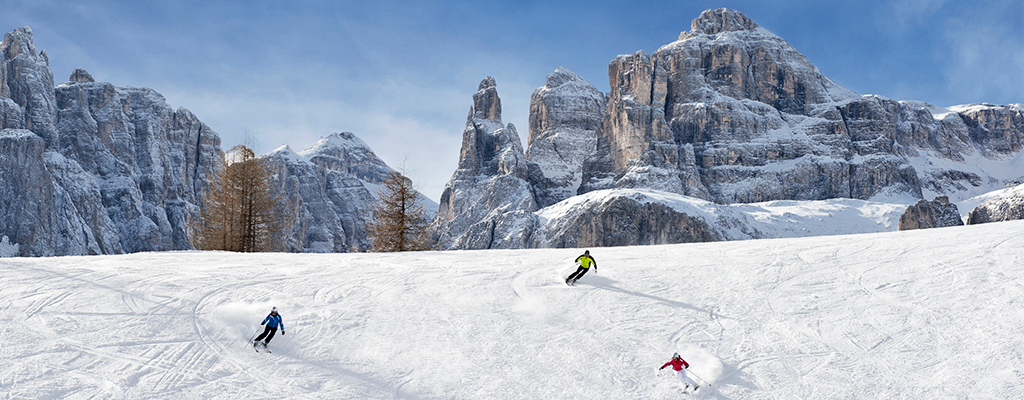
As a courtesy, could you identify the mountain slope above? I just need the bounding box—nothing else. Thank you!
[3,220,1023,398]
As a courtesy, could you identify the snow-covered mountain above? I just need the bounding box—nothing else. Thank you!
[4,220,1023,398]
[581,8,1023,204]
[0,27,221,256]
[265,132,438,253]
[435,8,1024,250]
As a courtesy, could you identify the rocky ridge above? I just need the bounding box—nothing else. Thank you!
[967,184,1024,225]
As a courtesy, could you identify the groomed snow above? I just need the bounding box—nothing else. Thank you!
[3,220,1024,398]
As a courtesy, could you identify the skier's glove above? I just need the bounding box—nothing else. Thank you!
[659,366,665,370]
[282,331,286,335]
[261,323,265,326]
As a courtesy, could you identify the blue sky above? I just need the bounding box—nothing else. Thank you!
[4,0,1022,201]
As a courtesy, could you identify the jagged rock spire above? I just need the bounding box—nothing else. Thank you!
[471,76,501,121]
[434,77,538,249]
[1,26,58,145]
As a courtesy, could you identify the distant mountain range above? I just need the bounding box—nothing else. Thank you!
[2,8,1023,256]
[432,8,1024,249]
[0,27,424,256]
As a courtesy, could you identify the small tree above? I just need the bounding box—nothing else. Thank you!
[190,145,291,252]
[366,170,431,252]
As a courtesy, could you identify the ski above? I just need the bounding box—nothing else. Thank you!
[254,342,271,353]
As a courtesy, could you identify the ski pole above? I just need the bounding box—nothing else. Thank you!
[245,327,260,348]
[688,369,712,386]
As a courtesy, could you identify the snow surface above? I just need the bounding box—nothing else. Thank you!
[3,220,1024,398]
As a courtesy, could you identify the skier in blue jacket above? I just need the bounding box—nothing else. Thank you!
[254,307,285,349]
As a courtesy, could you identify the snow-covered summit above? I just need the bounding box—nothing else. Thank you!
[266,144,308,165]
[296,132,371,159]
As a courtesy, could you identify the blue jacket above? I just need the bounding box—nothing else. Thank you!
[262,313,284,329]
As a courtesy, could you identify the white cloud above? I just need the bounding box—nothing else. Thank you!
[941,7,1024,105]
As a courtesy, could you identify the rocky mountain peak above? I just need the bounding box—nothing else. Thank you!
[527,67,607,208]
[299,132,370,157]
[69,68,94,83]
[434,76,537,249]
[543,66,585,89]
[1,27,38,59]
[472,76,501,121]
[1,25,58,146]
[689,8,759,35]
[478,76,496,91]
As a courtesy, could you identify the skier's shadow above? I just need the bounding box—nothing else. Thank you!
[579,275,721,316]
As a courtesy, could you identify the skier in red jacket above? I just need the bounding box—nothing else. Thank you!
[660,352,699,391]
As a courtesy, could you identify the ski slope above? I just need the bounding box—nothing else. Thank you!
[2,220,1023,399]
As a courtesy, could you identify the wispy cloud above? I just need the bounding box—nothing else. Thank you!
[941,2,1024,105]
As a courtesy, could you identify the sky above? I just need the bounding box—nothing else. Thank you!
[3,0,1023,201]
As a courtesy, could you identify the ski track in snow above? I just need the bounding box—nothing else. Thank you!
[2,221,1024,399]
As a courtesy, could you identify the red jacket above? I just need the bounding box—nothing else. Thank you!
[661,358,689,371]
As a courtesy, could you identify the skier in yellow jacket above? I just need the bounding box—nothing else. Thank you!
[565,250,596,286]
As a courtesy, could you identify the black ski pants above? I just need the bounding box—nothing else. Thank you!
[567,266,590,282]
[255,325,278,344]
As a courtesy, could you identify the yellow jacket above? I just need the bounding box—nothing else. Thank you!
[575,254,596,269]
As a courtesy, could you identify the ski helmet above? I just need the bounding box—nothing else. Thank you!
[271,306,278,313]
[584,250,590,255]
[673,352,680,359]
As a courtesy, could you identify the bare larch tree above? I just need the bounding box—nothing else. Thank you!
[366,170,431,252]
[190,145,292,252]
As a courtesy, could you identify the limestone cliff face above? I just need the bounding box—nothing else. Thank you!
[0,26,432,256]
[54,81,221,252]
[0,27,221,256]
[261,131,441,253]
[580,8,912,203]
[577,8,1022,205]
[433,77,539,249]
[526,67,607,208]
[0,129,111,256]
